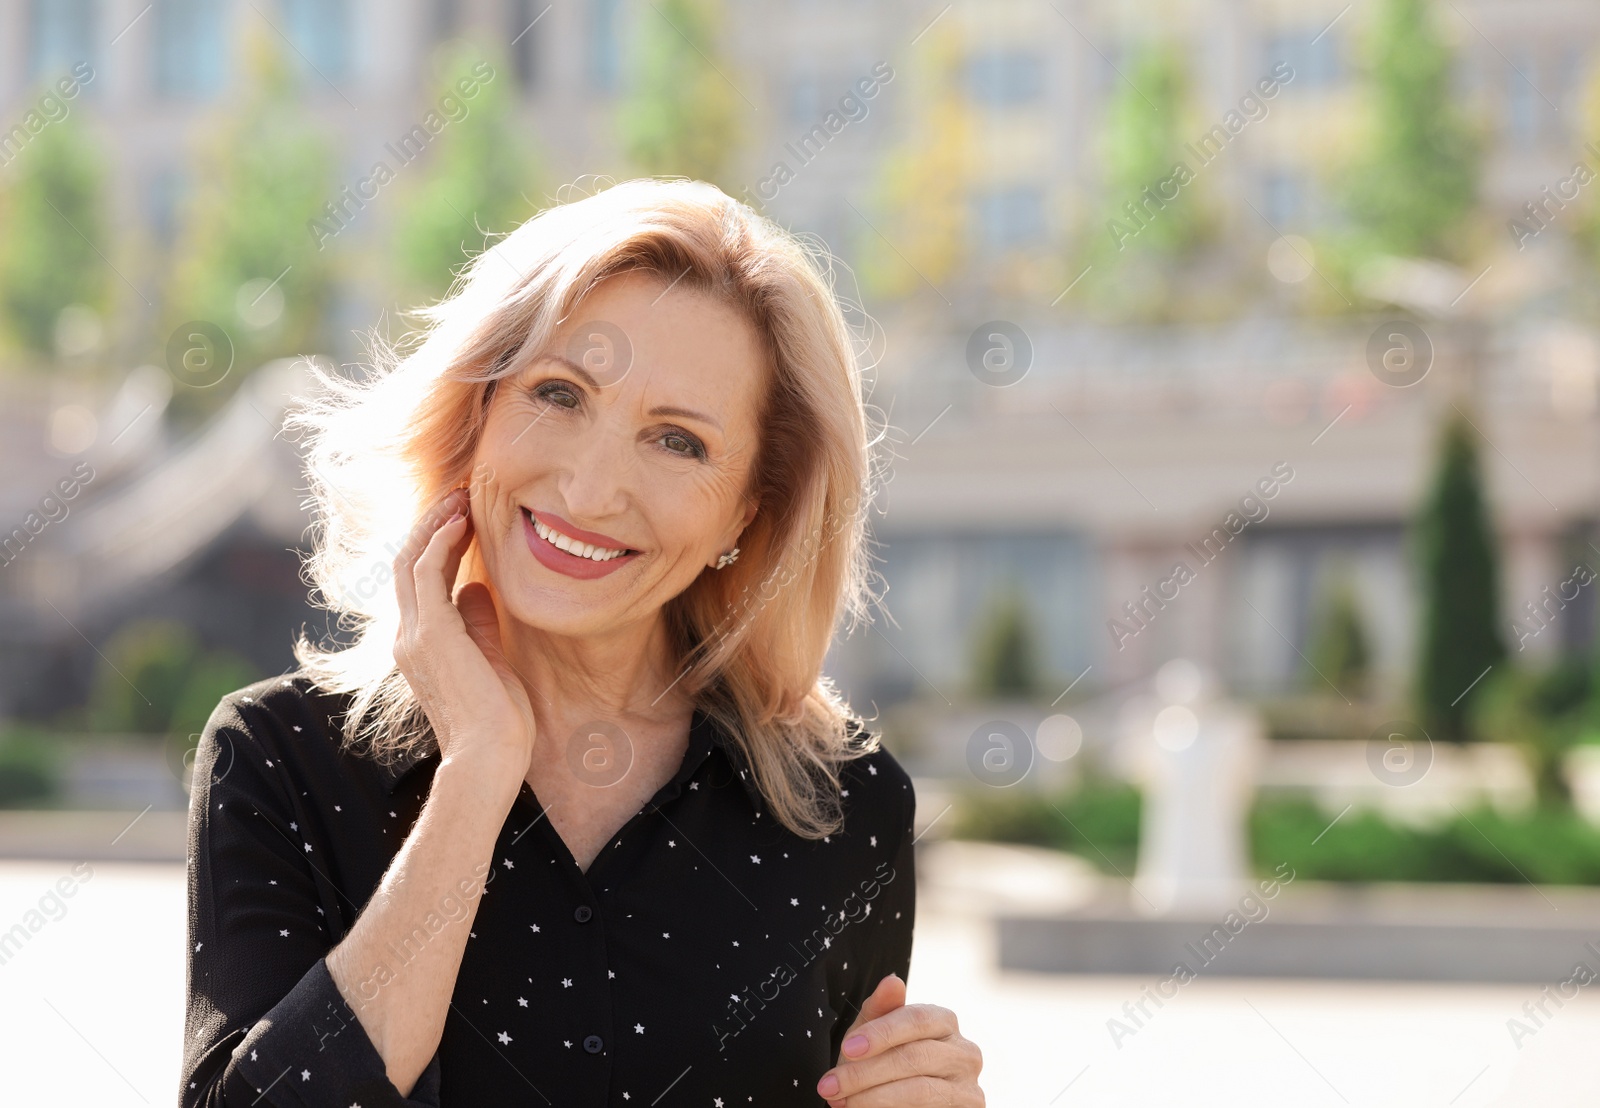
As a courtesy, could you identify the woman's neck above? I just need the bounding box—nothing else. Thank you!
[497,604,695,735]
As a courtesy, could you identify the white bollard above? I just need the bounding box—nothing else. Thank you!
[1130,660,1265,917]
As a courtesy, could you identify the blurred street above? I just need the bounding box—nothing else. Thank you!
[6,847,1600,1107]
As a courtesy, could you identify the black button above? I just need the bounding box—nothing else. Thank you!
[583,1034,603,1054]
[574,905,593,923]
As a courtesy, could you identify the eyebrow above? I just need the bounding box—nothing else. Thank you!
[531,353,724,432]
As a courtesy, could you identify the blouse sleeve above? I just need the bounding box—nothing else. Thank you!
[829,757,917,1062]
[178,699,443,1107]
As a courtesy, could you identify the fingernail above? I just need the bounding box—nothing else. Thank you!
[817,1074,839,1097]
[446,511,464,524]
[844,1034,868,1056]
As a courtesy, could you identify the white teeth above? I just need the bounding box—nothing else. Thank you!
[531,515,629,562]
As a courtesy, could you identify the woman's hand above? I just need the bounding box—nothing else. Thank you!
[817,974,984,1106]
[393,485,537,788]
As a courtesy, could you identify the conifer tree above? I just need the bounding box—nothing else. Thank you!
[972,585,1043,699]
[1414,410,1505,741]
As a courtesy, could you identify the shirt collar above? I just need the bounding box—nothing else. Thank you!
[377,706,767,813]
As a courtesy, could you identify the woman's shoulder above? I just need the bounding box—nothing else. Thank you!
[837,715,916,829]
[198,668,351,774]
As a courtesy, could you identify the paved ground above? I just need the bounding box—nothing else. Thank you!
[3,855,1599,1106]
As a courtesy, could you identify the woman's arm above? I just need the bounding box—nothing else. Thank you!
[179,707,522,1106]
[324,750,522,1094]
[181,489,539,1105]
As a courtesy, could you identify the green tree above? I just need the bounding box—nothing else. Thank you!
[1414,410,1506,742]
[617,0,745,192]
[1097,42,1214,261]
[1474,662,1588,807]
[1305,567,1373,699]
[390,42,542,303]
[163,26,337,416]
[87,618,258,739]
[971,585,1043,699]
[0,114,108,360]
[1341,0,1480,261]
[1080,41,1222,321]
[857,21,970,300]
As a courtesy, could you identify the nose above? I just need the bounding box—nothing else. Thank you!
[556,417,633,525]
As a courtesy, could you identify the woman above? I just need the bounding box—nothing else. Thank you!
[179,178,985,1106]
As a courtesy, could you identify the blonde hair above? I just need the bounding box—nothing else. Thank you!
[287,178,887,838]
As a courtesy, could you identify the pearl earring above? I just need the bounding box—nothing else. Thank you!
[716,547,740,569]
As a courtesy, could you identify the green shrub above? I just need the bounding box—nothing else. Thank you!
[0,726,61,808]
[1251,795,1600,885]
[951,774,1142,874]
[953,780,1600,886]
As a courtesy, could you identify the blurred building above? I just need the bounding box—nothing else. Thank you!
[2,0,1599,721]
[5,0,1597,278]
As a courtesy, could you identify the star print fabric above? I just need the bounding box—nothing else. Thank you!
[179,672,916,1106]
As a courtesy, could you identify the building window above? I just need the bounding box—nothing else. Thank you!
[867,531,1093,693]
[588,0,622,92]
[1504,50,1539,149]
[280,0,352,86]
[788,71,822,122]
[28,0,98,86]
[153,0,230,99]
[1262,170,1306,227]
[510,0,545,91]
[1263,29,1340,89]
[147,168,186,247]
[432,0,459,42]
[973,186,1046,252]
[967,49,1046,107]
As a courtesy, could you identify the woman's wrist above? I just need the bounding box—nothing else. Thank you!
[435,747,528,811]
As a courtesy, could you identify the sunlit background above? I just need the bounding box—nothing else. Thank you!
[6,0,1600,1103]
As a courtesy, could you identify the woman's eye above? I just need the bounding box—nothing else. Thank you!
[534,382,580,409]
[530,382,702,459]
[661,432,705,459]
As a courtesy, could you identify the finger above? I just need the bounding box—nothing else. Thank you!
[825,1037,972,1108]
[838,973,902,1063]
[821,1037,969,1102]
[823,1074,966,1108]
[839,973,907,1050]
[839,1003,958,1063]
[455,581,505,664]
[412,509,470,626]
[437,494,477,605]
[394,488,468,629]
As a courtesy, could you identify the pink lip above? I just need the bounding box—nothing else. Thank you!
[527,508,632,551]
[522,507,641,580]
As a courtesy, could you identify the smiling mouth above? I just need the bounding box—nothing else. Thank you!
[523,508,638,563]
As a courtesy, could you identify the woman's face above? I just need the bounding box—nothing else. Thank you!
[470,269,764,637]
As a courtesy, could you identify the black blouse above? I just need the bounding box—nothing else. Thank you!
[179,671,917,1106]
